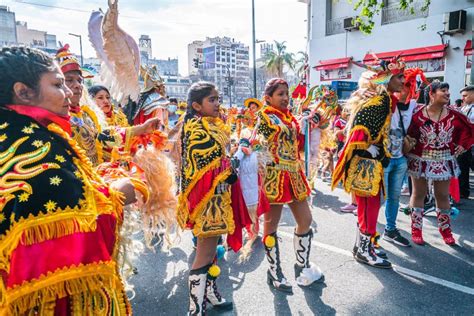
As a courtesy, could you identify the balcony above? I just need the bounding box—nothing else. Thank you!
[326,16,345,36]
[382,0,428,25]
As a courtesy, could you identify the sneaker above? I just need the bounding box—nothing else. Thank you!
[341,203,357,213]
[383,229,411,247]
[400,186,410,196]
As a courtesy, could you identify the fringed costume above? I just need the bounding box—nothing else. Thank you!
[332,55,406,269]
[178,115,245,315]
[257,106,311,204]
[178,116,235,238]
[0,106,130,315]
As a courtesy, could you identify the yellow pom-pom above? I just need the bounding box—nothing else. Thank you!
[264,235,276,248]
[208,264,221,278]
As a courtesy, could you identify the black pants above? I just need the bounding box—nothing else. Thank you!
[457,148,473,198]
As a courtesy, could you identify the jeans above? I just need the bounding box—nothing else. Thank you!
[383,156,408,231]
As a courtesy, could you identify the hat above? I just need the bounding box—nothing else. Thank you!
[176,101,187,115]
[140,65,165,94]
[55,44,81,74]
[460,85,474,93]
[243,98,263,111]
[354,54,405,85]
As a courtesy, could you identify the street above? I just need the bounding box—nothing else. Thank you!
[131,178,474,315]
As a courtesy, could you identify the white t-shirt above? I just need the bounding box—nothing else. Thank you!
[388,99,416,158]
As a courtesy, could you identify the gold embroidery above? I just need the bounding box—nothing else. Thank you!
[18,192,30,202]
[54,155,66,163]
[0,137,60,212]
[44,200,57,211]
[344,155,383,197]
[49,176,62,186]
[32,140,44,148]
[22,126,34,134]
[0,122,9,129]
[0,134,6,142]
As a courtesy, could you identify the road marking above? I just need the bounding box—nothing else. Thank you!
[277,230,474,296]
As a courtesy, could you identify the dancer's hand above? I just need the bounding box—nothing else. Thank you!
[366,145,380,158]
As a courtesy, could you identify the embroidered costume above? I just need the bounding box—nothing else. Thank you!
[407,107,473,181]
[257,106,310,204]
[0,106,130,315]
[178,116,236,238]
[332,55,406,269]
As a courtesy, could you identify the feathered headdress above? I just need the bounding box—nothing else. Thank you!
[353,53,406,85]
[140,65,165,94]
[404,67,428,101]
[88,0,141,104]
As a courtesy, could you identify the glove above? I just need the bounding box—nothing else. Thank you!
[366,145,380,158]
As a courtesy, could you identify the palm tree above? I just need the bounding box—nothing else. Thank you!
[262,41,295,78]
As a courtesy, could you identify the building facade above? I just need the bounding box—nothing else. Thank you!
[149,57,179,76]
[188,36,250,106]
[307,0,474,99]
[0,6,17,46]
[164,76,192,101]
[188,40,204,75]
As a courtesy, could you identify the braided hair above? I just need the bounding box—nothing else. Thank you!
[0,46,56,107]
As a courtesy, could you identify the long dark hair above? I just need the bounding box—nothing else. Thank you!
[0,46,56,107]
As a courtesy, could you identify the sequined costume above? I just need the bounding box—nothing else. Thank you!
[0,106,130,315]
[407,107,473,181]
[257,106,310,204]
[178,116,236,238]
[70,105,132,165]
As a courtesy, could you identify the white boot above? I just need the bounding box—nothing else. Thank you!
[206,277,233,311]
[188,265,209,315]
[293,228,324,286]
[354,232,392,269]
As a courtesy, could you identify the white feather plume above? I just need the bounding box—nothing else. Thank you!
[88,0,141,104]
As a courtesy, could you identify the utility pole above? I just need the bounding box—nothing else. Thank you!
[251,0,257,98]
[69,33,83,67]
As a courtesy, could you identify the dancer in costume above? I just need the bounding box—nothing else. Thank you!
[178,82,236,315]
[57,45,160,165]
[257,78,323,292]
[233,98,270,261]
[407,81,473,245]
[332,56,406,268]
[89,85,129,128]
[0,46,137,315]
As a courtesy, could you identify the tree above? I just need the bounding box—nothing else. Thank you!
[262,41,295,78]
[347,0,431,34]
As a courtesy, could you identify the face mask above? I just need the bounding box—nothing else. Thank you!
[168,105,177,113]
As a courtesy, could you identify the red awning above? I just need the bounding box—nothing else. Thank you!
[314,57,352,71]
[363,44,447,64]
[464,40,472,56]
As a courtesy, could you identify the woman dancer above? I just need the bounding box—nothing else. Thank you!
[407,81,473,245]
[178,82,235,314]
[257,78,323,292]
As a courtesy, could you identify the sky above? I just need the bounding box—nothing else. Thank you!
[4,0,308,75]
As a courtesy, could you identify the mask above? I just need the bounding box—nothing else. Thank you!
[168,105,177,113]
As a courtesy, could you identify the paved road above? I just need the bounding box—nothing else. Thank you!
[130,178,474,315]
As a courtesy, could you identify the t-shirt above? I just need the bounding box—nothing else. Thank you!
[388,99,416,158]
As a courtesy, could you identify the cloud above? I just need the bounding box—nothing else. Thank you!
[7,0,307,75]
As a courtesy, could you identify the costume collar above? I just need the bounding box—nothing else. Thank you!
[69,104,81,114]
[6,104,72,135]
[264,105,294,121]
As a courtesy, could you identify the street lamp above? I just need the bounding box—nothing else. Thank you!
[68,33,83,67]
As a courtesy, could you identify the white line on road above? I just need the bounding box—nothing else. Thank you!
[277,230,474,296]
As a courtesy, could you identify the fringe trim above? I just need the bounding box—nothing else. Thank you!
[3,261,124,315]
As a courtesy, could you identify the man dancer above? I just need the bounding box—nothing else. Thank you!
[332,56,405,268]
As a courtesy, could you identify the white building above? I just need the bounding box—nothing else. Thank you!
[307,0,473,99]
[188,36,250,106]
[188,40,204,75]
[164,76,192,101]
[0,6,17,46]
